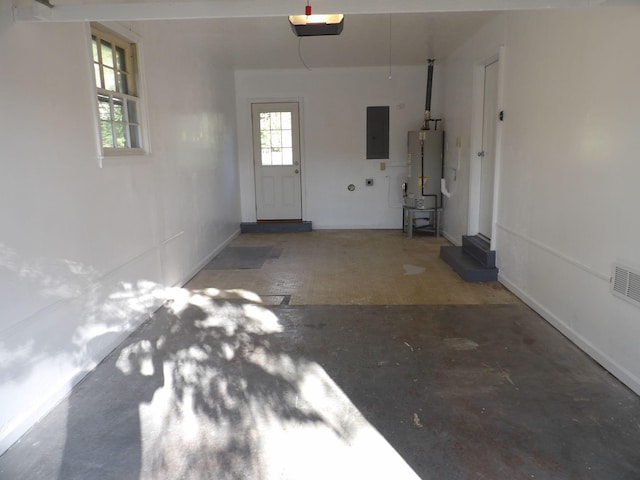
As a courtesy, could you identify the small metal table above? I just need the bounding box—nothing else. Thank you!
[402,206,441,239]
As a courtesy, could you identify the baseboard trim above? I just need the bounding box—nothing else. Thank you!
[175,228,240,287]
[499,272,640,397]
[441,230,460,246]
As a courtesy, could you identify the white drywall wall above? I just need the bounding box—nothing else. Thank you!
[441,7,640,394]
[0,13,240,452]
[235,66,443,228]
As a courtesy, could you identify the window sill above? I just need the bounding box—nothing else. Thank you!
[98,149,151,168]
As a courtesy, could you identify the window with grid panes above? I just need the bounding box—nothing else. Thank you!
[91,25,143,153]
[259,111,293,166]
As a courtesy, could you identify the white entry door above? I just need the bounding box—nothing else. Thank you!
[252,102,302,220]
[478,60,499,239]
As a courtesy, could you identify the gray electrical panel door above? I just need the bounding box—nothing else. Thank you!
[406,130,443,209]
[367,106,390,159]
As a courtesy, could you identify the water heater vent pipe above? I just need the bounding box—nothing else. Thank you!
[422,59,435,130]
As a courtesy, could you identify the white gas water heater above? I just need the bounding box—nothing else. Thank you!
[402,59,445,234]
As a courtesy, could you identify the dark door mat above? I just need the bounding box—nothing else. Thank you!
[204,246,273,270]
[241,221,312,233]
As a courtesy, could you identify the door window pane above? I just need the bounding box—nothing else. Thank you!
[282,148,293,165]
[261,149,272,166]
[260,113,271,131]
[270,131,282,149]
[259,110,294,166]
[260,131,271,149]
[281,112,291,129]
[271,150,283,166]
[282,130,292,148]
[270,112,281,130]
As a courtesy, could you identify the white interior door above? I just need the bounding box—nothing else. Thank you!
[478,60,499,239]
[252,102,302,221]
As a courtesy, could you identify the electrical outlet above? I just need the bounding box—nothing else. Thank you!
[366,179,374,186]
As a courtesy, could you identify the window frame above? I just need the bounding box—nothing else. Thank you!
[88,23,149,162]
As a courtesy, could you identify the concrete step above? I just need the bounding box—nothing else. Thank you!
[240,221,312,234]
[440,245,498,282]
[462,235,496,268]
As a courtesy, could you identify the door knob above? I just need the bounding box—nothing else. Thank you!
[295,169,299,174]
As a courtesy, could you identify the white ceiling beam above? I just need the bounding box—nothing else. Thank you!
[13,0,610,23]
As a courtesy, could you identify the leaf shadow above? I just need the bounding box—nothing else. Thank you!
[59,292,357,479]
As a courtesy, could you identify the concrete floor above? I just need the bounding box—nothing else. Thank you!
[1,231,640,479]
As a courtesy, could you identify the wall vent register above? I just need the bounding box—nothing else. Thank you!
[611,263,640,308]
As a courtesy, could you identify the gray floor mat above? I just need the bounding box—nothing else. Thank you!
[204,246,274,270]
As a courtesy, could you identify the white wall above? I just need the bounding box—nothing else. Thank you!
[235,66,443,228]
[439,16,506,244]
[0,9,240,452]
[441,7,640,394]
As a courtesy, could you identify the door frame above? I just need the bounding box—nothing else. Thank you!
[250,99,305,221]
[468,46,505,250]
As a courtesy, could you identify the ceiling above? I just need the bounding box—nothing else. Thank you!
[17,0,624,70]
[199,12,500,70]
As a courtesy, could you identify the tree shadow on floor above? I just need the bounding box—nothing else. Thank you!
[58,291,357,480]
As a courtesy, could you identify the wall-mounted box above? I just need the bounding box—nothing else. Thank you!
[366,106,389,159]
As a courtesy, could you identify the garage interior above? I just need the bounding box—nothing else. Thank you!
[2,0,640,478]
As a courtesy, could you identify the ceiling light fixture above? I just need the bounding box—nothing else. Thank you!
[289,3,344,37]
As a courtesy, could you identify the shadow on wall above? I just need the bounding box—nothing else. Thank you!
[0,241,169,451]
[0,241,165,378]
